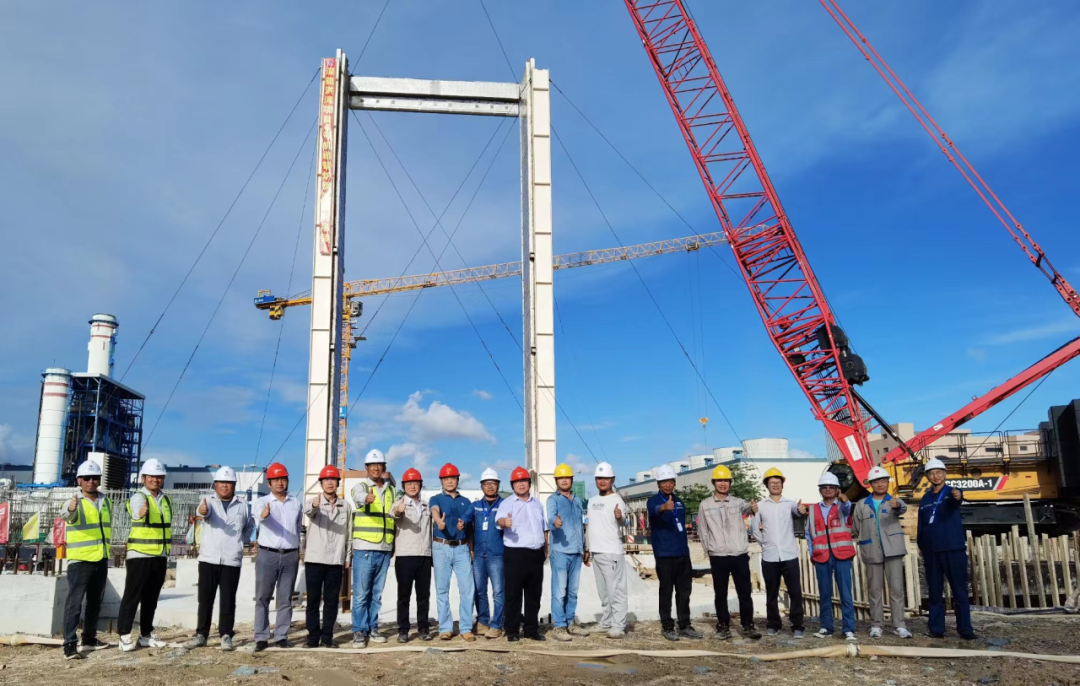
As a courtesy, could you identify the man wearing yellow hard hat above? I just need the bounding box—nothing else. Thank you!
[546,463,588,641]
[696,464,760,641]
[750,467,808,639]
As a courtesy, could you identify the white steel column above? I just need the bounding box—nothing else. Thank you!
[520,60,556,502]
[304,51,349,497]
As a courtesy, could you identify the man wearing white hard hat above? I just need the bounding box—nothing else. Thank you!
[350,448,396,647]
[60,461,113,660]
[806,471,857,641]
[183,466,254,651]
[586,462,629,638]
[853,465,912,639]
[471,468,505,638]
[647,464,702,641]
[118,458,172,652]
[917,458,975,640]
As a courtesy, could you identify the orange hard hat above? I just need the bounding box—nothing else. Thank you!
[266,463,289,479]
[319,465,341,480]
[439,463,460,478]
[510,466,531,482]
[402,468,422,483]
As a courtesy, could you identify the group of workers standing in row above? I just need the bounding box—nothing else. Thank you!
[58,451,973,660]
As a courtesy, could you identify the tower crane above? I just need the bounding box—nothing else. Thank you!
[623,0,1080,519]
[255,230,727,462]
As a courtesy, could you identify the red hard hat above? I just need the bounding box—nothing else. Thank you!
[510,466,531,482]
[439,463,460,478]
[266,463,289,479]
[319,465,341,480]
[402,468,422,483]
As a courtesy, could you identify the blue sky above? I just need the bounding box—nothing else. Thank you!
[2,0,1079,488]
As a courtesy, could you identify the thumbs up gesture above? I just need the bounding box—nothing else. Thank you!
[951,488,962,501]
[310,494,321,511]
[67,497,78,513]
[891,496,901,510]
[661,495,675,512]
[393,499,406,516]
[261,502,271,519]
[138,500,149,519]
[750,499,759,514]
[198,498,209,517]
[554,514,563,529]
[614,504,623,521]
[797,500,808,515]
[364,491,376,505]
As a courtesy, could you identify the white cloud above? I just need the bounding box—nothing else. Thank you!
[472,389,493,401]
[967,348,988,363]
[985,318,1080,345]
[385,442,436,472]
[788,448,823,462]
[564,452,595,478]
[397,391,495,443]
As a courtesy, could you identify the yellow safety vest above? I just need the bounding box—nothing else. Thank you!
[352,486,396,545]
[126,491,172,556]
[66,496,112,563]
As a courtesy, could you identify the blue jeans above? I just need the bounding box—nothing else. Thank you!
[351,549,391,634]
[549,551,583,628]
[433,542,475,634]
[473,554,505,630]
[814,555,855,634]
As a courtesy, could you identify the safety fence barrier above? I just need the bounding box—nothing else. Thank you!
[967,528,1079,610]
[798,538,924,621]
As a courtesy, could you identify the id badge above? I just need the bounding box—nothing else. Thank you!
[929,514,935,524]
[677,522,684,532]
[482,519,489,531]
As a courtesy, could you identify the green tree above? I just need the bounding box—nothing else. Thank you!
[678,462,765,514]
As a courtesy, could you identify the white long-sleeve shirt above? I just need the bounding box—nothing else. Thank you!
[750,496,804,563]
[197,495,255,567]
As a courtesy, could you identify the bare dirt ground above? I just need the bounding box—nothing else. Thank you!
[3,612,1080,686]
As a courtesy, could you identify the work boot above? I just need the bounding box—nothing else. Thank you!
[477,624,490,636]
[524,632,546,642]
[64,642,84,660]
[741,625,762,640]
[183,634,207,650]
[439,632,454,641]
[254,641,269,652]
[461,632,477,642]
[507,634,521,643]
[138,633,167,648]
[714,625,732,641]
[321,638,337,649]
[679,626,703,640]
[79,637,108,651]
[220,635,235,651]
[662,629,680,642]
[418,630,434,642]
[352,632,367,648]
[567,624,589,637]
[485,628,504,639]
[550,627,572,642]
[274,639,291,649]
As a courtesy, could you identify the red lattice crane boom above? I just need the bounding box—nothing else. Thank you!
[624,0,879,484]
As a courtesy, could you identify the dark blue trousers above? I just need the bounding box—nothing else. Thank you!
[924,549,973,636]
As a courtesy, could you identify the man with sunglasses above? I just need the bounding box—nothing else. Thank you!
[61,461,113,660]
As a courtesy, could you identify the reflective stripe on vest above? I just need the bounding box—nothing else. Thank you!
[352,487,396,545]
[66,497,112,562]
[808,502,855,563]
[127,493,172,555]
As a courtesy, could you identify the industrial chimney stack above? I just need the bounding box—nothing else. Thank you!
[87,313,118,377]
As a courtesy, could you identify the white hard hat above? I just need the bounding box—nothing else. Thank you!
[140,459,167,477]
[213,466,238,483]
[480,468,500,483]
[76,461,102,478]
[924,458,947,473]
[818,472,841,488]
[594,462,616,478]
[654,464,677,482]
[866,466,890,483]
[365,449,386,465]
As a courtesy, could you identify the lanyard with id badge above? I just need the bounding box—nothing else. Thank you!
[927,487,948,524]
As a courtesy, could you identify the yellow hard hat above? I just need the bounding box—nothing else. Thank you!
[554,463,575,478]
[762,467,785,484]
[711,464,732,481]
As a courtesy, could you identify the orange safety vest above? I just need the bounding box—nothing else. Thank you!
[808,502,855,563]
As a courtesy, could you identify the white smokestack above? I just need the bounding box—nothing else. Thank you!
[87,313,118,377]
[33,367,71,485]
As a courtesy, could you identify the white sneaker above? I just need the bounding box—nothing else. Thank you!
[869,627,883,639]
[606,629,625,639]
[812,628,833,639]
[220,635,235,651]
[844,632,857,642]
[138,633,168,648]
[368,633,388,644]
[896,627,913,639]
[119,634,137,652]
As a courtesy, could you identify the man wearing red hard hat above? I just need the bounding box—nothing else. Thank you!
[495,467,549,642]
[303,464,352,648]
[429,463,476,641]
[390,467,433,642]
[253,462,303,651]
